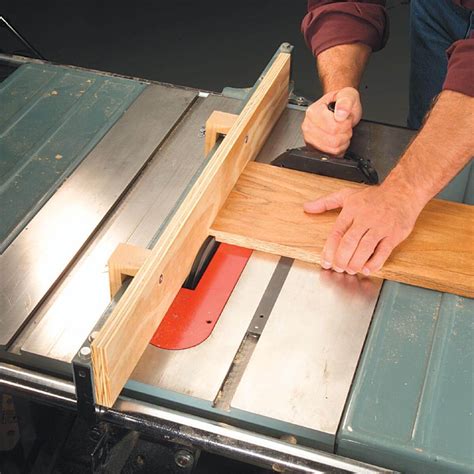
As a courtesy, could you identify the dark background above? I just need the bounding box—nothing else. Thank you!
[1,0,410,125]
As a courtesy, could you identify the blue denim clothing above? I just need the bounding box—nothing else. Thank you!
[409,0,473,202]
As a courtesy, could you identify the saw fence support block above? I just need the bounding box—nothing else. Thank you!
[108,243,151,298]
[92,45,292,407]
[204,111,238,155]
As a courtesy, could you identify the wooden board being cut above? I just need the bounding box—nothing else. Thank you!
[210,162,474,298]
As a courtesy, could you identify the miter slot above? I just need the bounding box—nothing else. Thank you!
[213,256,293,410]
[248,257,293,335]
[213,333,259,411]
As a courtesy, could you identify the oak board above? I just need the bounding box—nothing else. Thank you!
[210,162,474,298]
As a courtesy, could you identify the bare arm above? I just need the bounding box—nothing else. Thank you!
[302,44,371,154]
[305,90,474,275]
[317,43,371,93]
[382,90,473,207]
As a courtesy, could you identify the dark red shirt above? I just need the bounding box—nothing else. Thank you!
[301,0,474,96]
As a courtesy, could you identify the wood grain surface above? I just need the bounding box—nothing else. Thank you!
[210,162,474,298]
[92,51,291,407]
[108,243,151,298]
[204,110,237,155]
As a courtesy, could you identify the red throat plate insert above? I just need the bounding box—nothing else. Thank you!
[150,243,252,350]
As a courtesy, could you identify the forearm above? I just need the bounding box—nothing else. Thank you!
[382,90,474,206]
[317,43,371,93]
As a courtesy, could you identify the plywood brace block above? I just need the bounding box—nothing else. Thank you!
[108,243,151,298]
[204,111,238,155]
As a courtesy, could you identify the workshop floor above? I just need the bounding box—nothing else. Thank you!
[0,1,411,472]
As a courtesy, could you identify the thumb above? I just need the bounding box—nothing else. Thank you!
[333,90,357,122]
[303,189,354,214]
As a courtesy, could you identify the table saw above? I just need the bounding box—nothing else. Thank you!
[0,45,473,474]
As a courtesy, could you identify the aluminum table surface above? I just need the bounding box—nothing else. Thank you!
[130,251,280,403]
[0,83,197,349]
[231,259,381,437]
[14,94,239,369]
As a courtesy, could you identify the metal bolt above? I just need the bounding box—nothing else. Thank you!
[79,346,91,360]
[244,135,249,144]
[174,449,194,469]
[88,331,99,343]
[159,274,164,284]
[199,125,206,137]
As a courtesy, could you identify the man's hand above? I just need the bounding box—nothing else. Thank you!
[304,185,425,275]
[303,91,473,277]
[301,87,362,156]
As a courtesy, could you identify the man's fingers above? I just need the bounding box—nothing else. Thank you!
[301,88,359,154]
[362,238,395,275]
[321,210,353,270]
[347,229,383,273]
[332,225,368,273]
[304,189,355,214]
[334,98,353,122]
[333,88,358,122]
[302,121,352,155]
[303,189,357,270]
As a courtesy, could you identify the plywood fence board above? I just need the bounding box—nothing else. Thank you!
[91,51,291,407]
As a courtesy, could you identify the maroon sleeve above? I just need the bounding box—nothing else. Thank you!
[301,1,389,57]
[443,36,474,97]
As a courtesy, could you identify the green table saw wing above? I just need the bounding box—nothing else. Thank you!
[0,63,145,252]
[337,283,474,473]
